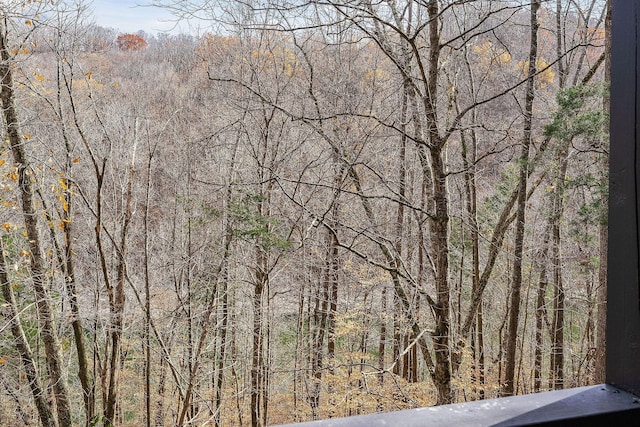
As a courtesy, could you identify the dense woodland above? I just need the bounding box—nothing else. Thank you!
[0,0,609,426]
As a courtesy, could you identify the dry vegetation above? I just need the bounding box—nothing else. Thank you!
[0,0,609,426]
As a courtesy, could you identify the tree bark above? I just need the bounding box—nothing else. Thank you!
[0,21,72,427]
[534,228,551,392]
[0,244,56,427]
[104,120,137,426]
[502,0,541,398]
[594,0,611,384]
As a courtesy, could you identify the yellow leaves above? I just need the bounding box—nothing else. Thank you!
[35,73,44,82]
[114,82,120,89]
[364,68,391,83]
[57,192,69,212]
[284,62,296,78]
[517,57,556,88]
[7,168,18,182]
[25,20,32,27]
[0,160,5,168]
[79,72,104,91]
[472,40,511,76]
[22,134,31,140]
[1,223,12,232]
[334,316,360,338]
[58,178,68,191]
[73,157,80,164]
[497,51,512,65]
[473,41,492,55]
[197,33,240,59]
[249,46,299,78]
[53,179,71,213]
[0,356,6,365]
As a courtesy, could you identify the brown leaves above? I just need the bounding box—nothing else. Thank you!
[116,34,148,52]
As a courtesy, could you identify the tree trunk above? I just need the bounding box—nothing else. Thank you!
[251,249,267,427]
[534,228,551,392]
[429,145,453,405]
[502,0,541,398]
[0,22,72,427]
[594,0,611,383]
[549,153,569,390]
[378,286,388,385]
[0,245,56,427]
[104,120,137,426]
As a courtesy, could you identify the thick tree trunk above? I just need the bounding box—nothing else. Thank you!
[0,23,72,427]
[429,145,452,405]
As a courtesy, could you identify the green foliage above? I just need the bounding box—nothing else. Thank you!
[89,415,106,427]
[278,322,298,347]
[544,83,608,143]
[546,83,609,240]
[569,172,607,217]
[229,192,292,251]
[569,196,603,246]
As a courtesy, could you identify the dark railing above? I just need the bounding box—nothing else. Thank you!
[276,0,640,425]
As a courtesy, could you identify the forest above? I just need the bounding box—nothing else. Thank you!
[0,0,609,426]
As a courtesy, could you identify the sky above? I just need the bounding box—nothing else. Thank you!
[89,0,184,35]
